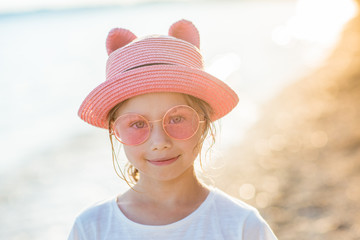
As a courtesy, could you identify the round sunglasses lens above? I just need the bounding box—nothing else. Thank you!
[163,106,200,140]
[113,114,149,145]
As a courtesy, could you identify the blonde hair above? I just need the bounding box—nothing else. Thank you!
[107,94,216,185]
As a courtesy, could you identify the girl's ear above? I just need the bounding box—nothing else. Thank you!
[106,28,137,55]
[168,19,200,49]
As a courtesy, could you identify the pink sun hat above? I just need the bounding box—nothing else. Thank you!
[78,19,239,129]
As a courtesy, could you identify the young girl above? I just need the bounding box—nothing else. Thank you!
[68,19,277,240]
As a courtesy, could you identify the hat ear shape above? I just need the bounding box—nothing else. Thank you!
[168,19,200,49]
[106,28,137,55]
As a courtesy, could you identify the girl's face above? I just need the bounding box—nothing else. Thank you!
[113,92,204,182]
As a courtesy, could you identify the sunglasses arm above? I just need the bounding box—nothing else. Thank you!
[109,129,115,136]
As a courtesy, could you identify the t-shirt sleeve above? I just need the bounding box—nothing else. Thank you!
[68,220,86,240]
[242,210,278,240]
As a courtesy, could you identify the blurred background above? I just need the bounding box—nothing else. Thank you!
[0,0,359,239]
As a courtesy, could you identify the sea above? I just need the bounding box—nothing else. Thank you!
[0,0,355,239]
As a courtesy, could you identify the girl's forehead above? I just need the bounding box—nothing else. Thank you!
[115,92,191,116]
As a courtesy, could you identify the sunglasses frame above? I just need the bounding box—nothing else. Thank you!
[110,105,205,146]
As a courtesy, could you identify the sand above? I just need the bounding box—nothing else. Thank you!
[213,4,360,239]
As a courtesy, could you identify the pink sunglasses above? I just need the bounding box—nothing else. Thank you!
[111,105,205,145]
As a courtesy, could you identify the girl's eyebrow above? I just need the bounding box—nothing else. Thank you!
[119,105,188,121]
[118,110,161,121]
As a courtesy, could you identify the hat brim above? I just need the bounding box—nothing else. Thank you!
[78,64,239,129]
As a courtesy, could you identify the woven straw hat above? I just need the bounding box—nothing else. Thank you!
[78,19,239,129]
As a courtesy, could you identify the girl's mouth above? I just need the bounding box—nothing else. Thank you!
[147,155,180,166]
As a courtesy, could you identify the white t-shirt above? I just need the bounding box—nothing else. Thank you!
[68,188,277,240]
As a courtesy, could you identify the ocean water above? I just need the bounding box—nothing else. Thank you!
[0,0,353,239]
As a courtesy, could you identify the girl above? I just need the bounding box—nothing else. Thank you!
[68,19,277,240]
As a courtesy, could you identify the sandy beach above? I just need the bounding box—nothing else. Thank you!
[214,3,360,239]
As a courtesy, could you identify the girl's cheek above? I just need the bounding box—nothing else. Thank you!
[123,146,143,164]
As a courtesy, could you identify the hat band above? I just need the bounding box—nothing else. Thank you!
[105,38,203,80]
[125,63,174,72]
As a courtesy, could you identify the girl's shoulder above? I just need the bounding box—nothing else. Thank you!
[74,197,117,224]
[210,187,258,214]
[68,197,119,239]
[209,187,272,227]
[208,187,278,239]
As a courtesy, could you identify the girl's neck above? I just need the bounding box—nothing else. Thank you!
[116,167,209,225]
[130,167,209,206]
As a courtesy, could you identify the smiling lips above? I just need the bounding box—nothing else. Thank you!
[147,155,180,166]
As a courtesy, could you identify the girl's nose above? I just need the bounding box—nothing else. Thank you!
[148,121,172,151]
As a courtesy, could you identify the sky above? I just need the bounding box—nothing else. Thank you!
[0,0,357,21]
[0,0,188,13]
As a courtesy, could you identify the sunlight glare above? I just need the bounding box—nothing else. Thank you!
[239,183,256,200]
[206,53,242,81]
[272,0,358,46]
